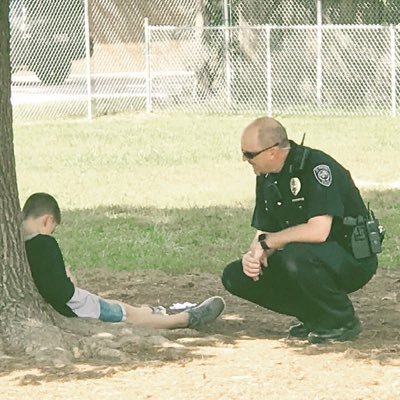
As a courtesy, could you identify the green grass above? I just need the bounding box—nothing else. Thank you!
[13,112,400,272]
[57,205,253,273]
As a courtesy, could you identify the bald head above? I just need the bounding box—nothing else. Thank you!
[241,117,290,174]
[242,117,289,148]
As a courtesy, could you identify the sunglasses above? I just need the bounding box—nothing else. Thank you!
[242,142,280,160]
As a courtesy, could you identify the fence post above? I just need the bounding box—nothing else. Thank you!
[144,17,152,113]
[223,0,232,109]
[316,0,322,106]
[84,0,93,120]
[390,25,397,117]
[266,25,272,116]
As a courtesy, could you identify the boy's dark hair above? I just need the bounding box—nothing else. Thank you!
[22,193,61,224]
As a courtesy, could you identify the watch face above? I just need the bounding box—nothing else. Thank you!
[258,233,267,241]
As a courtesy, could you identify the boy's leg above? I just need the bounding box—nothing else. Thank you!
[122,302,190,328]
[109,296,226,329]
[69,288,225,329]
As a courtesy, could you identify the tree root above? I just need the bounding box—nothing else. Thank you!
[2,313,189,366]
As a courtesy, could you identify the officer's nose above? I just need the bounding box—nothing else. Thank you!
[243,156,254,165]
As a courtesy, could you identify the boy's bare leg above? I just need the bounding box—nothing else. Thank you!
[122,302,189,329]
[116,296,225,329]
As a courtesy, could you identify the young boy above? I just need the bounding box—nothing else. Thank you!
[22,192,225,329]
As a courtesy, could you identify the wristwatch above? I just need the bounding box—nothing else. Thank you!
[258,233,270,250]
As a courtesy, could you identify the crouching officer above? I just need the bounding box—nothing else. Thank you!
[221,117,384,344]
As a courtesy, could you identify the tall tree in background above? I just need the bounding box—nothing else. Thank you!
[0,0,67,358]
[194,0,225,99]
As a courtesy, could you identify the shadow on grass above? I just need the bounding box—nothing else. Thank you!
[58,189,400,273]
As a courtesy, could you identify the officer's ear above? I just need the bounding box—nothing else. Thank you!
[269,146,279,158]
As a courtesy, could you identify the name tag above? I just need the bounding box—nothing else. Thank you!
[291,197,305,203]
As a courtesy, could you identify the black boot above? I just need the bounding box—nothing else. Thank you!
[288,322,313,338]
[307,318,361,344]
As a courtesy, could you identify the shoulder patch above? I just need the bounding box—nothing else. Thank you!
[313,164,332,187]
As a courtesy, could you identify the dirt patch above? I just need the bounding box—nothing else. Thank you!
[1,267,399,400]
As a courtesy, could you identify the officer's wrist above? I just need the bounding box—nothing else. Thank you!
[258,233,271,250]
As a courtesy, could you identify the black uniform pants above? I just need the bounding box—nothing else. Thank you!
[221,242,377,329]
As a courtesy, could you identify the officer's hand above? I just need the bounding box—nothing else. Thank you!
[242,251,263,279]
[253,244,267,265]
[252,245,268,281]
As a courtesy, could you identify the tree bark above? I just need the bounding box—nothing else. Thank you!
[0,0,69,359]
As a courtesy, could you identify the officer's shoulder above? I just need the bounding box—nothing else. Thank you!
[305,147,339,168]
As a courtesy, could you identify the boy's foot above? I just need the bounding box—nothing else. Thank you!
[187,296,225,329]
[307,318,361,344]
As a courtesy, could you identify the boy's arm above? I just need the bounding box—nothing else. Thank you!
[65,265,78,287]
[26,235,75,305]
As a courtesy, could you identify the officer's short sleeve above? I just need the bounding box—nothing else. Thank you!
[305,162,344,219]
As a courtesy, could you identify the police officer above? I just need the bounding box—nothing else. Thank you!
[221,117,378,343]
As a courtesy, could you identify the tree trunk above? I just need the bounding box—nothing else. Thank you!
[0,0,70,359]
[194,0,225,99]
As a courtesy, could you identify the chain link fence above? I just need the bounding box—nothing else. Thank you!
[147,24,399,116]
[10,0,90,121]
[9,0,400,121]
[230,0,399,25]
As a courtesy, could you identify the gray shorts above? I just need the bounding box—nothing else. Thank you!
[67,287,126,322]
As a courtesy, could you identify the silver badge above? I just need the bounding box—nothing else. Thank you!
[290,177,301,196]
[313,164,332,187]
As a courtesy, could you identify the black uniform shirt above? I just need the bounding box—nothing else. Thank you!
[25,234,76,317]
[251,141,368,243]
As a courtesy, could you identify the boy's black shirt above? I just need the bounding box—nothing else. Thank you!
[25,234,76,317]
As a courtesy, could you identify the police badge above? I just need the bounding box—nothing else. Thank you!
[290,177,301,196]
[313,164,332,187]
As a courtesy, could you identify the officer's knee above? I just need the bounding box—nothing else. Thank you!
[221,260,242,294]
[285,253,301,275]
[275,243,308,277]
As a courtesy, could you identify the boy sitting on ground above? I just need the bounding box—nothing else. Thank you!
[22,192,225,329]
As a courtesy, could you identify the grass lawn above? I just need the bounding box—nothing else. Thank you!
[14,113,400,272]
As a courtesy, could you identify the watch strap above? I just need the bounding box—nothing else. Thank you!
[258,233,270,250]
